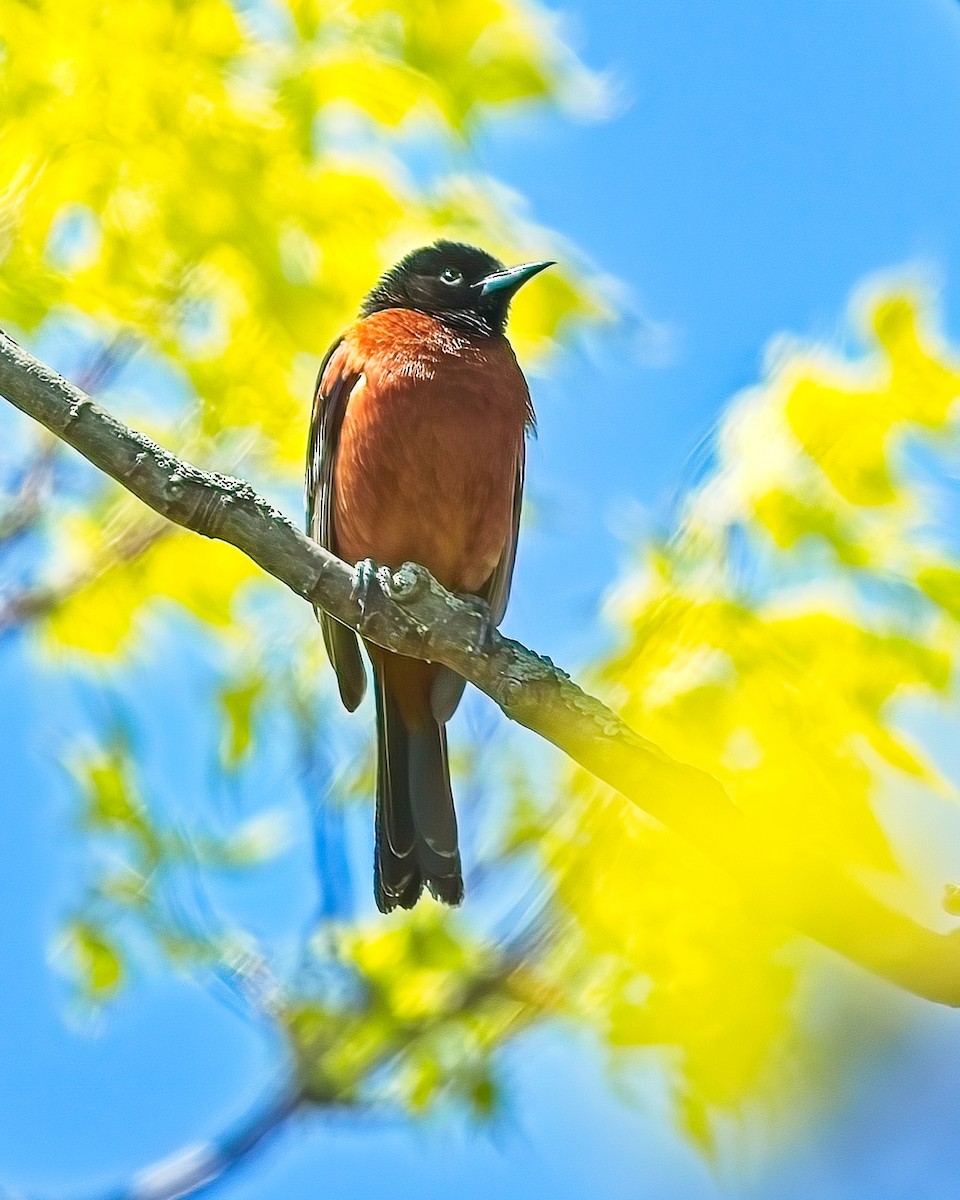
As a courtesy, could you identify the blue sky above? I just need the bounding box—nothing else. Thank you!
[5,1,960,1197]
[497,0,960,658]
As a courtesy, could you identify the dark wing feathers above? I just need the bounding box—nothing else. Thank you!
[305,339,367,712]
[481,446,524,626]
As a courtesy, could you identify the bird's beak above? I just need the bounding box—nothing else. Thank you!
[477,260,555,297]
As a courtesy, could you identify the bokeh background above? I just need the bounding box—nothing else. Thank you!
[4,0,960,1196]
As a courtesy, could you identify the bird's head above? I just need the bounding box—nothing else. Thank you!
[360,240,554,337]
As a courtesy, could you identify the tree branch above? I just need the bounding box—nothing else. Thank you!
[2,326,959,1006]
[95,1087,304,1200]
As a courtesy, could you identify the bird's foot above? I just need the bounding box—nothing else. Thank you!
[456,593,494,654]
[350,558,386,614]
[351,559,433,622]
[384,561,431,603]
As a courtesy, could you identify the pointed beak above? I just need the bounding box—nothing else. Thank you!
[477,259,555,297]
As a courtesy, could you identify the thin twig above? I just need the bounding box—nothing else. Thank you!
[92,1087,304,1200]
[0,436,56,547]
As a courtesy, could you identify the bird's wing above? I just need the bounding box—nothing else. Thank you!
[481,443,525,626]
[306,337,367,712]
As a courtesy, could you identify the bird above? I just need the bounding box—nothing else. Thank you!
[305,240,553,913]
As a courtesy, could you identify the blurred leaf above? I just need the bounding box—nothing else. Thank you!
[72,743,162,865]
[68,922,124,997]
[546,286,960,1139]
[194,811,291,867]
[83,750,141,828]
[465,1069,499,1117]
[219,671,265,767]
[285,911,535,1108]
[46,525,260,654]
[917,565,960,621]
[96,868,149,909]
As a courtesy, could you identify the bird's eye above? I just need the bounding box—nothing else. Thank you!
[440,267,463,286]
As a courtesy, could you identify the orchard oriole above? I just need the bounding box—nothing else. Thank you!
[306,241,552,912]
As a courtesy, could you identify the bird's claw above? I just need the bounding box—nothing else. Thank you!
[458,593,494,653]
[351,559,431,620]
[351,560,490,652]
[350,558,381,613]
[387,561,430,602]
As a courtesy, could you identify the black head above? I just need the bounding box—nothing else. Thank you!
[360,240,554,337]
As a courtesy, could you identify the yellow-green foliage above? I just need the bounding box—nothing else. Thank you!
[0,0,603,652]
[286,910,539,1112]
[66,922,125,997]
[548,289,960,1142]
[16,0,958,1148]
[10,0,598,1118]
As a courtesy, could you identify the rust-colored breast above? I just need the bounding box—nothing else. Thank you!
[326,309,530,595]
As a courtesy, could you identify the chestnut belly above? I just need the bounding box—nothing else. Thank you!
[332,374,522,595]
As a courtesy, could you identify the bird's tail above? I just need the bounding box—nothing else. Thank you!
[373,662,463,913]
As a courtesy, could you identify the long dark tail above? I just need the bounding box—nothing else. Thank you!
[373,663,463,913]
